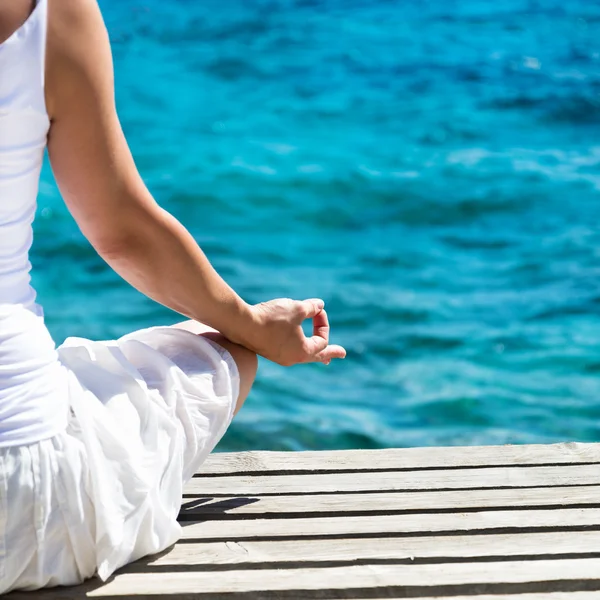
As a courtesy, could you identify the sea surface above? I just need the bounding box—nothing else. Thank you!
[34,0,600,450]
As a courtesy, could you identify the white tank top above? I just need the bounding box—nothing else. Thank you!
[0,0,69,447]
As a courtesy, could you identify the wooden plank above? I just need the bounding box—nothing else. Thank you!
[17,584,600,600]
[85,559,600,595]
[180,486,600,518]
[151,531,600,566]
[15,559,600,600]
[292,596,600,600]
[332,596,600,600]
[22,588,600,600]
[200,443,600,475]
[180,508,600,540]
[301,596,600,600]
[185,464,600,495]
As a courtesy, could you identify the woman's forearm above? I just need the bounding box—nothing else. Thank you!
[98,202,255,345]
[94,204,347,367]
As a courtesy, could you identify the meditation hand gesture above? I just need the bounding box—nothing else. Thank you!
[242,299,347,367]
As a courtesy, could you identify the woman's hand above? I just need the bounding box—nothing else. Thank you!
[238,299,346,367]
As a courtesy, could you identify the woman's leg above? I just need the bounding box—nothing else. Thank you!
[171,320,258,416]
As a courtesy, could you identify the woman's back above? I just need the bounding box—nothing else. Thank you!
[0,0,68,446]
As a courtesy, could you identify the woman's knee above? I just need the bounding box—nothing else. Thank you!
[171,321,258,415]
[199,331,257,415]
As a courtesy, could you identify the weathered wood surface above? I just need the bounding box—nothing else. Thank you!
[25,560,600,597]
[197,442,600,474]
[179,508,600,539]
[19,442,600,599]
[181,485,600,517]
[153,530,600,565]
[185,464,600,495]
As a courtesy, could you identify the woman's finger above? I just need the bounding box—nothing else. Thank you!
[312,308,330,342]
[302,334,329,358]
[297,298,325,321]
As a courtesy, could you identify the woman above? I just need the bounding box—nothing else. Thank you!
[0,0,346,592]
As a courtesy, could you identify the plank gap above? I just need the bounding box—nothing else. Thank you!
[193,461,600,478]
[179,503,600,521]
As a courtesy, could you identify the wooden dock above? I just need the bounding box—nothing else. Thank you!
[19,442,600,598]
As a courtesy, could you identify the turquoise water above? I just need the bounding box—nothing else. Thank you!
[34,0,600,450]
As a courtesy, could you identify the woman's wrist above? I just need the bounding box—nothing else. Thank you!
[214,297,260,351]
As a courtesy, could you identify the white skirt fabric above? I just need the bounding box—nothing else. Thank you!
[0,326,239,594]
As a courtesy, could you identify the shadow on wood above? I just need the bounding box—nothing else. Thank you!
[179,496,261,522]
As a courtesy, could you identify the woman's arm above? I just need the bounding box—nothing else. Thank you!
[44,0,346,366]
[45,0,254,345]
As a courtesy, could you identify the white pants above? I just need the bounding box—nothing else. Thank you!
[0,327,239,593]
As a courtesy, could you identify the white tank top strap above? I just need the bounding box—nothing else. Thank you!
[0,0,48,117]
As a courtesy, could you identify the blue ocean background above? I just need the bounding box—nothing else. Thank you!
[35,0,600,450]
